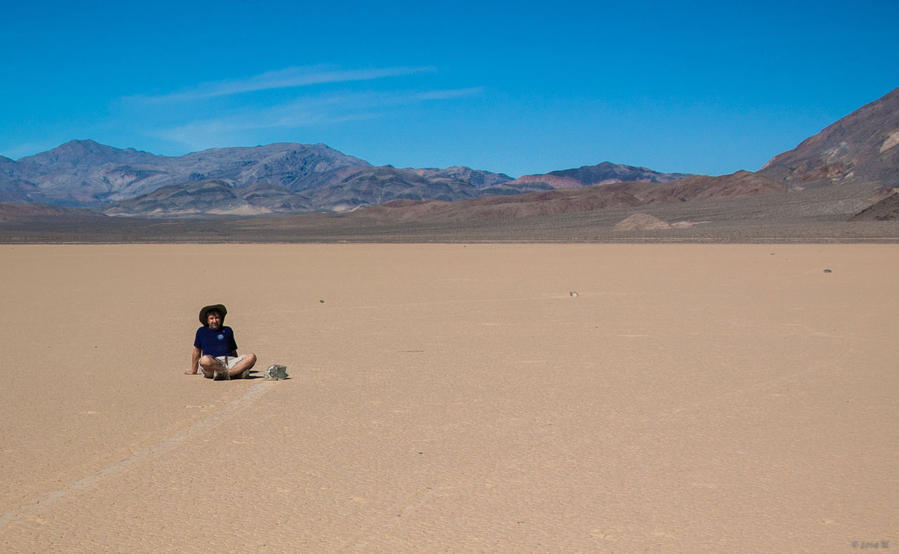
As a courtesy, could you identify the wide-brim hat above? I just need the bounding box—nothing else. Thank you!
[199,304,227,326]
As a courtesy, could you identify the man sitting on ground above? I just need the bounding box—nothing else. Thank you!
[186,304,257,380]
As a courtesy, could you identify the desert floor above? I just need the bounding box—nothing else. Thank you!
[0,244,895,552]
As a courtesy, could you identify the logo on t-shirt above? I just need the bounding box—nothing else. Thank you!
[217,334,224,340]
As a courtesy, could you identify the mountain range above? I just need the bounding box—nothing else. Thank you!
[0,140,687,215]
[1,87,896,223]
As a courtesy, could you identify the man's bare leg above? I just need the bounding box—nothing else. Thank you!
[198,354,257,379]
[198,355,227,379]
[228,353,257,379]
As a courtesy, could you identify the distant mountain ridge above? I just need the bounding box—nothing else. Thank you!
[102,160,687,216]
[2,140,529,213]
[349,170,785,223]
[1,87,896,218]
[5,141,373,207]
[0,139,683,215]
[506,162,691,190]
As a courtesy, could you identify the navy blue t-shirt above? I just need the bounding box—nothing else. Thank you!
[194,326,238,357]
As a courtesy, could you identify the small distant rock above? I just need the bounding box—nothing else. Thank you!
[614,213,671,231]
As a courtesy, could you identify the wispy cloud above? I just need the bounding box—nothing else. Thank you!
[131,65,436,104]
[414,87,484,100]
[155,98,376,148]
[151,87,483,150]
[115,64,484,151]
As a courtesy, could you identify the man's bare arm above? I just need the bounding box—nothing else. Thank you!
[185,346,201,375]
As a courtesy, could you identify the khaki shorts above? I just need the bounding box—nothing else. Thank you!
[202,355,247,378]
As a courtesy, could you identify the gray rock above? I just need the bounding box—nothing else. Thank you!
[263,364,289,380]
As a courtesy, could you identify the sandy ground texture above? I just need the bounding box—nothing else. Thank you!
[0,244,895,552]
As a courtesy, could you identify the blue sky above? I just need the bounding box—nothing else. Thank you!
[1,0,896,177]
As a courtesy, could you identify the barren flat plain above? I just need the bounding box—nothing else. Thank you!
[1,243,895,552]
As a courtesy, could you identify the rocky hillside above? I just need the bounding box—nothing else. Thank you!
[505,162,692,189]
[851,190,899,221]
[760,87,899,188]
[0,155,16,176]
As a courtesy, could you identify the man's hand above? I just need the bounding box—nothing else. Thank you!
[185,369,198,375]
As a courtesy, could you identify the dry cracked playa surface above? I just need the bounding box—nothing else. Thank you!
[0,244,895,552]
